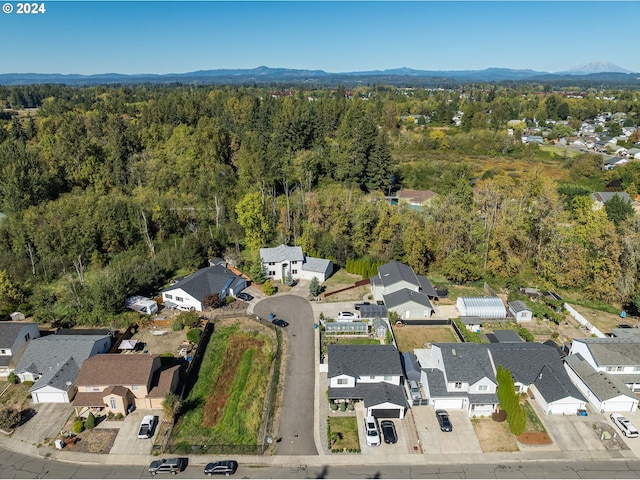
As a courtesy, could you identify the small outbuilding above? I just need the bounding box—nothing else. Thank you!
[508,300,532,322]
[456,297,506,319]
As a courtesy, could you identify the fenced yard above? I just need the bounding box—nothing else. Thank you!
[392,325,458,353]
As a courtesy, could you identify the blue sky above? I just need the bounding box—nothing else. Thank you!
[1,1,639,75]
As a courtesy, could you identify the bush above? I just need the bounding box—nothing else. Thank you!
[330,402,339,411]
[186,328,201,344]
[84,412,96,430]
[340,402,346,412]
[262,280,275,296]
[115,413,124,420]
[7,372,16,384]
[225,296,235,305]
[0,407,22,430]
[72,419,84,434]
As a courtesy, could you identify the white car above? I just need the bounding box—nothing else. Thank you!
[363,415,380,447]
[610,413,639,438]
[138,415,156,439]
[337,311,358,321]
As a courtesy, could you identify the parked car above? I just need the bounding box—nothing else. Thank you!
[337,311,358,320]
[137,415,156,439]
[149,458,187,475]
[610,413,639,438]
[380,420,398,444]
[204,460,238,476]
[236,292,253,302]
[436,409,453,432]
[363,415,381,447]
[409,380,421,401]
[271,318,289,328]
[354,302,370,310]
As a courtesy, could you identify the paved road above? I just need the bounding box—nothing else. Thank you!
[254,295,317,456]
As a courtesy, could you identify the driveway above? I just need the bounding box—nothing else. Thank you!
[413,406,482,455]
[254,295,317,455]
[10,403,73,447]
[108,409,159,455]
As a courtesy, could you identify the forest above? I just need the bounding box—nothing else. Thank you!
[1,82,640,326]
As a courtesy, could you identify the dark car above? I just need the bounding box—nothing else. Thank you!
[380,420,398,444]
[204,460,238,476]
[354,302,371,311]
[272,318,289,327]
[149,458,187,475]
[236,292,253,302]
[436,409,452,432]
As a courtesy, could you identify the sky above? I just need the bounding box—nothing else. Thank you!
[1,1,639,75]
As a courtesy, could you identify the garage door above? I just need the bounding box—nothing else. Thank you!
[32,391,67,403]
[432,398,464,410]
[603,400,637,412]
[370,408,401,418]
[548,403,580,415]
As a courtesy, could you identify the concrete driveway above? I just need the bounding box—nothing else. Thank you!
[413,406,482,455]
[108,409,159,455]
[310,300,362,323]
[10,403,73,447]
[254,295,317,455]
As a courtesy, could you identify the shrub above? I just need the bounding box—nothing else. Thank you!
[7,372,16,384]
[330,403,339,411]
[347,403,355,411]
[84,412,96,430]
[171,318,185,331]
[340,402,346,412]
[72,420,84,434]
[262,280,275,296]
[186,328,201,344]
[115,413,124,420]
[0,407,22,430]
[225,296,235,305]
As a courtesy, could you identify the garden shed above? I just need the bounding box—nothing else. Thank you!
[456,297,506,318]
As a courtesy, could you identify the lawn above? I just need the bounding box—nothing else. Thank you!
[322,268,371,302]
[471,418,519,453]
[0,381,31,412]
[393,326,457,353]
[171,318,276,446]
[321,334,380,355]
[327,416,360,453]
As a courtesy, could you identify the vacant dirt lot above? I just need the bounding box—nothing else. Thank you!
[393,326,458,353]
[471,418,519,453]
[131,325,190,356]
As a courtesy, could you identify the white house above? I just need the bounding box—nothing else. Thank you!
[456,297,506,318]
[508,300,532,322]
[259,244,333,282]
[14,334,112,403]
[0,322,40,378]
[564,354,638,413]
[162,265,247,312]
[328,344,408,419]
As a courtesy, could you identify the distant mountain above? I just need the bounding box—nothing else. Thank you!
[0,64,638,86]
[557,62,633,75]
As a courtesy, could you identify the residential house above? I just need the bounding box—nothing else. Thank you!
[0,322,40,378]
[395,189,438,210]
[569,337,640,393]
[508,300,532,322]
[14,334,111,403]
[602,157,628,170]
[328,344,408,418]
[370,261,437,320]
[259,244,333,282]
[564,354,638,413]
[456,297,506,318]
[72,354,181,416]
[628,148,640,160]
[162,265,248,312]
[590,191,631,210]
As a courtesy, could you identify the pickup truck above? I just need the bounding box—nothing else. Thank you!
[138,415,156,439]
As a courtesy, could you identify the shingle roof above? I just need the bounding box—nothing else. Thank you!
[401,352,421,382]
[328,382,408,410]
[75,354,160,386]
[301,256,332,274]
[565,354,636,402]
[572,337,640,366]
[383,289,434,310]
[328,344,403,378]
[508,300,530,313]
[491,330,523,343]
[487,343,562,384]
[534,364,586,403]
[259,244,304,263]
[359,304,387,319]
[591,192,631,204]
[163,266,242,302]
[30,357,80,393]
[377,261,420,289]
[0,322,38,348]
[433,343,496,385]
[416,275,438,298]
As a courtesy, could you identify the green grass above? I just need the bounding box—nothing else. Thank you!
[522,400,546,433]
[328,416,360,452]
[323,268,362,287]
[559,294,620,315]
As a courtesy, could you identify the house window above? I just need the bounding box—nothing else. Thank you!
[478,385,488,391]
[165,294,173,300]
[370,376,376,380]
[606,366,614,372]
[268,271,276,276]
[291,261,297,265]
[268,262,275,266]
[25,333,30,342]
[616,366,624,372]
[0,349,5,355]
[454,382,463,389]
[337,378,348,385]
[109,397,117,409]
[175,296,184,302]
[383,375,392,381]
[131,385,139,391]
[292,269,298,274]
[91,386,101,392]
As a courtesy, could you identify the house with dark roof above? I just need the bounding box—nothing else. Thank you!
[569,337,640,393]
[14,334,111,403]
[370,261,437,320]
[0,322,40,378]
[564,354,638,413]
[72,354,180,416]
[259,244,333,282]
[162,265,248,312]
[327,344,408,419]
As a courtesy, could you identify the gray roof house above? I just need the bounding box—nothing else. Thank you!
[508,300,532,322]
[15,334,111,403]
[591,191,631,209]
[162,265,248,312]
[564,354,638,413]
[328,344,408,418]
[0,322,40,378]
[259,244,333,282]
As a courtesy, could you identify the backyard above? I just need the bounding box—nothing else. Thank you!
[169,317,277,449]
[321,332,381,355]
[322,269,371,302]
[392,326,458,353]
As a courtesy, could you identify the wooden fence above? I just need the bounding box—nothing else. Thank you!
[323,278,371,298]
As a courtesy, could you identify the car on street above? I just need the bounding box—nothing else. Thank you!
[148,458,187,475]
[337,311,358,320]
[363,415,381,447]
[236,292,253,302]
[204,460,238,476]
[380,420,398,444]
[272,318,289,327]
[610,413,639,438]
[138,415,156,439]
[436,409,453,432]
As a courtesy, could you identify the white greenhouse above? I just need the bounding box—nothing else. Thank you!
[456,297,506,318]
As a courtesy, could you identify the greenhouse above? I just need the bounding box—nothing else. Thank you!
[325,322,369,335]
[456,296,506,318]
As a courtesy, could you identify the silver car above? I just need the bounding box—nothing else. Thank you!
[610,413,639,438]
